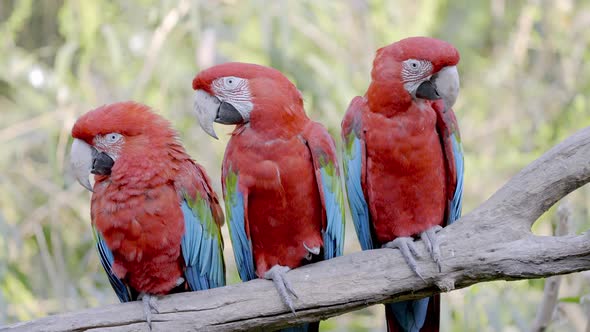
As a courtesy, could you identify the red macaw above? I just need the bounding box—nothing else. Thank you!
[70,102,225,328]
[192,63,345,331]
[341,37,464,331]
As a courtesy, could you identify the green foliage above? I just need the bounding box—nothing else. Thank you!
[559,297,581,304]
[1,0,590,330]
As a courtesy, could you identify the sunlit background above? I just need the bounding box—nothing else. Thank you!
[1,0,590,330]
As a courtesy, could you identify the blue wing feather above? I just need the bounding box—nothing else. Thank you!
[92,226,132,302]
[224,172,256,281]
[447,133,464,225]
[343,134,374,250]
[180,198,225,291]
[301,124,345,261]
[318,163,345,260]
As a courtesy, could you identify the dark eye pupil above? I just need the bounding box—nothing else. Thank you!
[412,63,417,67]
[229,80,233,84]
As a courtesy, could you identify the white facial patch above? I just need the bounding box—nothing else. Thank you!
[401,59,433,95]
[212,76,253,122]
[93,133,124,161]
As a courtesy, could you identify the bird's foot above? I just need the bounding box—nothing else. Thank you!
[382,236,425,281]
[264,264,298,313]
[420,225,444,272]
[139,293,160,330]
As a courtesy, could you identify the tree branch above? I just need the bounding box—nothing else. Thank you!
[5,127,590,332]
[530,203,571,332]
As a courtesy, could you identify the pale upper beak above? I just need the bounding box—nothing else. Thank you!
[193,89,244,139]
[415,65,460,111]
[70,138,115,192]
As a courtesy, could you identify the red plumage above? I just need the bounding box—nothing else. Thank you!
[361,96,447,241]
[196,63,333,277]
[223,125,324,276]
[343,37,460,243]
[72,102,223,295]
[224,70,324,276]
[343,37,462,332]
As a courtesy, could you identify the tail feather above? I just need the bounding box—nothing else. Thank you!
[386,296,440,332]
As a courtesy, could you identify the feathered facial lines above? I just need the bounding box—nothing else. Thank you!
[70,102,182,191]
[93,132,125,161]
[367,37,461,116]
[400,58,434,97]
[193,62,308,139]
[211,76,254,120]
[193,76,253,139]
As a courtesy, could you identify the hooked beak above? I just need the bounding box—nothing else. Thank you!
[193,89,244,139]
[415,80,440,100]
[416,65,460,111]
[70,139,115,192]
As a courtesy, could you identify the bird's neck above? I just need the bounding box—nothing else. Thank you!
[245,104,309,139]
[101,145,186,188]
[366,80,413,117]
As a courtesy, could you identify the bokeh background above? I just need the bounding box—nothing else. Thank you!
[1,0,590,330]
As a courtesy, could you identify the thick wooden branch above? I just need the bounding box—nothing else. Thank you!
[530,203,571,332]
[5,126,590,332]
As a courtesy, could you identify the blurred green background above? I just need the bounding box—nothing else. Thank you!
[1,0,590,330]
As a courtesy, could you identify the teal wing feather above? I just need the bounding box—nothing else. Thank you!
[447,129,464,225]
[318,161,346,260]
[92,226,133,302]
[223,170,256,281]
[303,122,345,260]
[342,131,373,250]
[179,164,226,291]
[341,97,374,250]
[436,105,464,226]
[180,193,226,290]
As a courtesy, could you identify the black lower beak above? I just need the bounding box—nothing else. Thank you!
[91,152,114,175]
[215,102,244,125]
[416,80,441,100]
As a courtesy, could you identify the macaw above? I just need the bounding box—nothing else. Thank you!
[70,102,225,328]
[192,63,345,331]
[341,37,464,331]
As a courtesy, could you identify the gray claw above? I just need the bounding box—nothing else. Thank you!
[383,237,426,282]
[421,225,443,272]
[140,293,159,330]
[283,276,298,299]
[264,265,298,313]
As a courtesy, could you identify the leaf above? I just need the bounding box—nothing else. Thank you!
[558,296,581,303]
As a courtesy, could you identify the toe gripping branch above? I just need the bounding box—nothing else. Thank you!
[264,265,299,313]
[383,225,445,280]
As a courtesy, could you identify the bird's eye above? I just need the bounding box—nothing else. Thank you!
[105,133,122,144]
[405,59,422,71]
[402,59,433,80]
[224,76,241,89]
